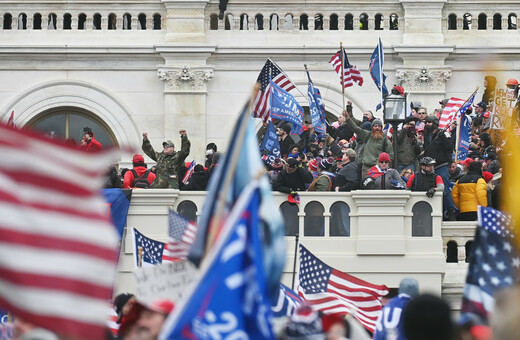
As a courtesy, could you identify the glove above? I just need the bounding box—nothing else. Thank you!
[426,187,436,198]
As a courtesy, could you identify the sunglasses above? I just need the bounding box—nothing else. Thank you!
[163,145,173,148]
[418,112,427,115]
[380,161,389,164]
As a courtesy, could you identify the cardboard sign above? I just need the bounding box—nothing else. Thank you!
[494,88,516,117]
[134,261,197,304]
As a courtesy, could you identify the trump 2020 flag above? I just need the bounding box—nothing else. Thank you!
[456,114,472,161]
[259,121,281,164]
[159,183,276,339]
[461,207,519,324]
[272,283,302,318]
[369,39,388,110]
[307,70,327,136]
[269,80,304,135]
[0,123,120,340]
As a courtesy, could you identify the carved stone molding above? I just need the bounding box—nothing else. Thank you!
[157,66,214,92]
[395,66,452,92]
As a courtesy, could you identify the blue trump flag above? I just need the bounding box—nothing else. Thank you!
[259,121,281,163]
[159,183,276,339]
[369,39,388,111]
[188,101,286,297]
[102,188,132,239]
[307,70,326,136]
[456,114,472,161]
[269,81,304,134]
[271,283,302,318]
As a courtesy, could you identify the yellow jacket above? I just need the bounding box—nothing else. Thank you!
[451,173,487,213]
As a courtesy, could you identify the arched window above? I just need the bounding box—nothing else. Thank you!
[33,13,42,29]
[448,13,457,30]
[329,14,338,30]
[508,13,517,30]
[493,13,502,29]
[304,201,324,236]
[314,13,323,30]
[375,13,383,30]
[240,13,248,30]
[153,14,161,30]
[345,14,353,30]
[3,13,12,30]
[93,13,101,30]
[270,14,279,30]
[78,13,87,30]
[299,14,308,30]
[123,13,131,30]
[465,240,474,263]
[48,13,57,30]
[280,202,299,236]
[63,13,72,29]
[177,201,198,223]
[478,13,487,30]
[412,201,433,236]
[210,13,218,30]
[138,13,146,30]
[446,240,458,263]
[463,13,472,30]
[255,14,264,30]
[330,202,350,236]
[390,13,398,30]
[284,14,293,30]
[224,13,232,30]
[359,13,368,30]
[18,13,27,30]
[108,13,116,30]
[27,108,117,148]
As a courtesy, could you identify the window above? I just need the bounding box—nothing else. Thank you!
[93,13,101,30]
[284,14,293,30]
[345,14,353,30]
[412,201,433,236]
[390,13,398,30]
[33,13,42,29]
[153,14,161,30]
[240,13,248,30]
[280,202,299,236]
[463,13,472,30]
[271,14,279,30]
[329,14,338,30]
[27,108,117,148]
[210,13,218,30]
[465,241,474,263]
[299,14,308,30]
[18,13,27,30]
[123,13,131,30]
[330,202,350,236]
[3,13,12,30]
[375,13,383,30]
[493,13,502,30]
[359,13,368,30]
[478,13,487,30]
[314,13,323,30]
[448,13,457,30]
[177,201,198,223]
[255,14,264,30]
[48,13,57,30]
[63,13,72,29]
[225,13,232,30]
[78,13,86,30]
[138,13,146,30]
[108,13,116,30]
[446,240,458,263]
[304,201,324,236]
[508,13,517,30]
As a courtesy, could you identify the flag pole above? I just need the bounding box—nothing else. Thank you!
[455,112,462,161]
[291,233,299,290]
[269,58,309,101]
[340,42,346,110]
[378,37,383,111]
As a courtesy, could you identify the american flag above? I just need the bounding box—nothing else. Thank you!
[329,49,364,88]
[297,245,389,333]
[162,210,197,262]
[252,59,296,123]
[106,303,120,337]
[461,206,519,323]
[132,227,165,267]
[0,123,120,339]
[6,111,15,129]
[181,160,196,185]
[439,94,475,130]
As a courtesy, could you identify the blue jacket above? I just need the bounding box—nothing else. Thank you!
[373,294,411,340]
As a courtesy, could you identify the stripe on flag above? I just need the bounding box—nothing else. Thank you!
[0,123,120,340]
[329,49,363,88]
[181,160,196,185]
[439,97,465,129]
[162,210,197,262]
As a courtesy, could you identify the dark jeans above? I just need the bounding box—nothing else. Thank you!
[435,164,456,215]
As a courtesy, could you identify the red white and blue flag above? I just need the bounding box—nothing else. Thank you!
[330,49,363,88]
[0,123,120,339]
[297,245,389,333]
[6,111,15,129]
[181,160,196,185]
[439,94,475,130]
[162,210,197,262]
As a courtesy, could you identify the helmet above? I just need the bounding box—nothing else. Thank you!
[420,157,436,166]
[506,78,518,86]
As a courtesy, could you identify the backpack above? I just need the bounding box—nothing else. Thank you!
[131,169,152,189]
[307,174,333,191]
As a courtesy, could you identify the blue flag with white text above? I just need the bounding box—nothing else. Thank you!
[269,81,304,134]
[260,121,281,164]
[456,114,472,161]
[307,71,326,136]
[271,283,303,317]
[369,39,388,110]
[160,186,276,339]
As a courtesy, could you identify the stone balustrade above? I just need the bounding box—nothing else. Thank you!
[115,189,477,300]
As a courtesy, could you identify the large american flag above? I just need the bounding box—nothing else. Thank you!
[162,210,197,262]
[439,94,475,130]
[461,206,519,323]
[0,123,120,339]
[252,59,296,123]
[329,49,364,88]
[297,245,389,333]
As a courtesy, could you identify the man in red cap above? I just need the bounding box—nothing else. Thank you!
[363,152,405,189]
[119,299,174,340]
[124,154,156,189]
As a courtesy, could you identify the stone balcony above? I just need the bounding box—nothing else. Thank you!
[115,189,477,312]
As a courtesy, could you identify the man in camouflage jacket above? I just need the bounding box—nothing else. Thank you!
[141,129,191,189]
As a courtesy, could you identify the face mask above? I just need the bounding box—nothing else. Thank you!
[362,116,369,122]
[206,149,214,156]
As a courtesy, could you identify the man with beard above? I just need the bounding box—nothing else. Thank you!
[278,124,295,159]
[422,115,455,220]
[344,110,393,179]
